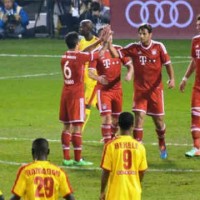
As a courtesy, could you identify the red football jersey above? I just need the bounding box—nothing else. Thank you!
[61,51,98,97]
[119,40,171,91]
[191,35,200,88]
[89,45,131,90]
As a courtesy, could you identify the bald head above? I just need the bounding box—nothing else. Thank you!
[79,20,94,37]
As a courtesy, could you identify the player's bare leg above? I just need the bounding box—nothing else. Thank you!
[72,124,93,166]
[111,115,119,138]
[133,111,145,142]
[185,112,200,157]
[62,123,74,166]
[152,115,167,159]
[101,114,112,144]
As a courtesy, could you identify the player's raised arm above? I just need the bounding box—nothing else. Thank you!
[179,59,196,92]
[165,63,175,89]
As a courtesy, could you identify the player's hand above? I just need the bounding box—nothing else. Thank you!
[124,72,132,81]
[167,78,175,89]
[97,75,108,85]
[179,80,187,92]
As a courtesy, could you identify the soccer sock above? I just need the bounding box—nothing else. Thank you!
[72,133,82,162]
[156,125,166,149]
[111,124,118,138]
[191,114,200,149]
[61,131,71,160]
[191,131,200,149]
[101,124,112,144]
[82,108,91,132]
[133,128,143,142]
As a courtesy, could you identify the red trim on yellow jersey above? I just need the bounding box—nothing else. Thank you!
[11,163,31,195]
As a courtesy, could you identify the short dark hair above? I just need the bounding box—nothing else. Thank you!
[197,14,200,21]
[32,138,49,155]
[65,31,79,49]
[118,112,134,131]
[138,23,152,33]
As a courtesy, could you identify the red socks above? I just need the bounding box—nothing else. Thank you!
[61,131,71,160]
[111,124,118,138]
[133,128,143,142]
[72,133,82,161]
[101,124,111,144]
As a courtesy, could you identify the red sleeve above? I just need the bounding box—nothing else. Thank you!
[118,44,134,58]
[89,59,97,70]
[159,43,171,65]
[191,39,195,58]
[121,56,132,66]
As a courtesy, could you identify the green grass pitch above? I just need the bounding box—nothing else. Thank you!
[0,38,200,199]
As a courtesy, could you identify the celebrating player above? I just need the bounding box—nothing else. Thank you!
[109,24,175,159]
[10,138,75,200]
[179,15,200,157]
[100,112,148,200]
[60,31,109,166]
[79,20,100,132]
[89,34,133,144]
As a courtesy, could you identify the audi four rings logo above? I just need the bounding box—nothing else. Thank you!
[125,0,194,28]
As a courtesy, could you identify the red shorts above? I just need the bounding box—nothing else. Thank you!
[133,89,164,116]
[59,90,85,124]
[97,88,122,116]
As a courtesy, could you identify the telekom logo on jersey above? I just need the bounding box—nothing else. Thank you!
[139,56,147,65]
[103,59,111,68]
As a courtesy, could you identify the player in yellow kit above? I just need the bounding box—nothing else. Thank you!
[10,138,75,200]
[79,19,100,131]
[100,112,148,200]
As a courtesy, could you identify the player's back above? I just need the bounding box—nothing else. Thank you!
[192,35,200,86]
[103,136,147,200]
[12,161,72,200]
[61,51,90,95]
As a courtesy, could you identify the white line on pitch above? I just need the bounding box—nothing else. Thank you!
[0,160,199,173]
[0,53,190,59]
[0,72,61,80]
[0,137,192,146]
[0,54,61,58]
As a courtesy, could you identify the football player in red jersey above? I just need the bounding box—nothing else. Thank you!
[89,34,133,144]
[60,30,109,166]
[180,15,200,157]
[109,24,175,159]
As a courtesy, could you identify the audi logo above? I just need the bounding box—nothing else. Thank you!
[125,0,194,28]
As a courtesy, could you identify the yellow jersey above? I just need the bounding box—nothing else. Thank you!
[0,190,2,195]
[79,36,99,51]
[79,36,99,106]
[101,135,148,200]
[12,161,73,200]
